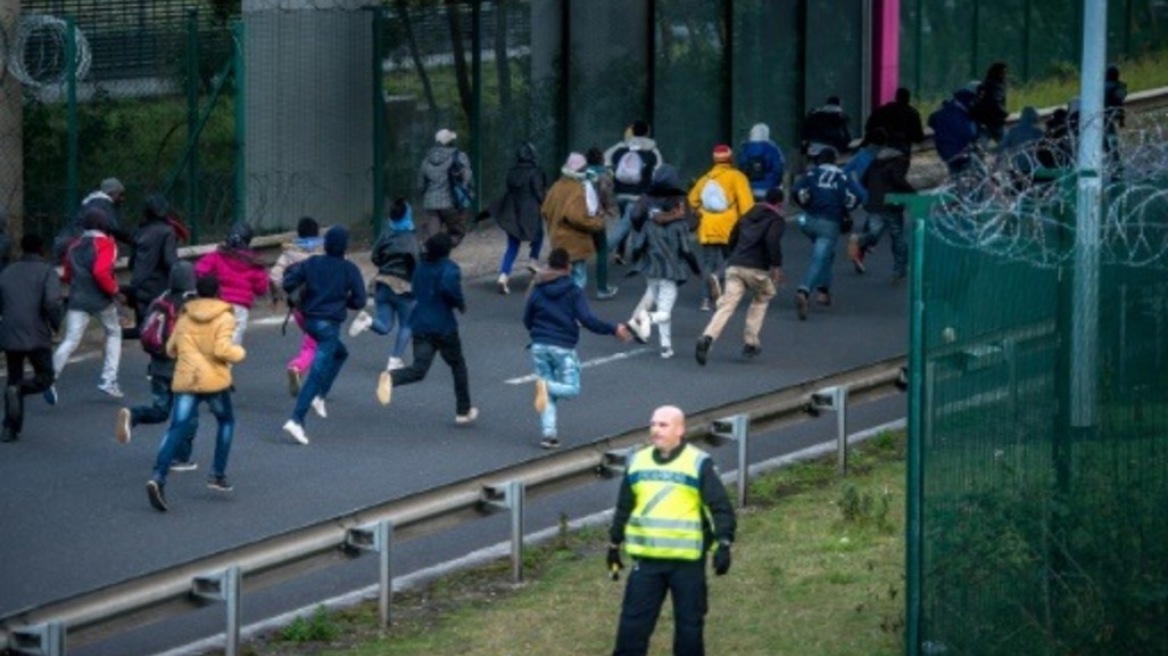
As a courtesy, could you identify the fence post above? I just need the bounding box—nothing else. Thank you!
[232,19,246,229]
[191,566,242,656]
[344,519,394,630]
[810,385,850,475]
[8,621,65,656]
[709,414,750,506]
[186,8,201,235]
[481,481,526,583]
[65,15,78,216]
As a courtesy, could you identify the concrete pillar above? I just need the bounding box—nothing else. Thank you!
[242,0,375,230]
[0,0,24,237]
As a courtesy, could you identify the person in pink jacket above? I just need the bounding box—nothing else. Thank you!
[195,224,269,345]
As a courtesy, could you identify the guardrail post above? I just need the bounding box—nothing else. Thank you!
[482,481,526,583]
[810,386,850,475]
[596,448,632,479]
[191,566,241,656]
[344,519,394,630]
[709,414,750,506]
[8,621,65,656]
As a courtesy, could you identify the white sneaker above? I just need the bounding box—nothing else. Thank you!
[311,396,328,418]
[282,420,309,445]
[376,371,393,406]
[455,407,479,425]
[497,273,510,295]
[348,311,373,338]
[115,407,132,444]
[661,347,674,359]
[386,357,405,371]
[98,381,124,398]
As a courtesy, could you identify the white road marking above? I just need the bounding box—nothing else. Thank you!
[504,347,654,384]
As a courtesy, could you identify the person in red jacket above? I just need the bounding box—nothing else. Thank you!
[195,223,270,345]
[52,208,124,399]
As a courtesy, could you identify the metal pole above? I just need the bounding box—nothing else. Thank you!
[232,19,246,230]
[836,386,850,475]
[509,480,526,583]
[376,520,393,631]
[0,0,25,238]
[905,216,927,655]
[65,16,79,216]
[1072,0,1107,430]
[1118,284,1127,391]
[187,8,200,233]
[371,7,386,230]
[470,0,482,217]
[735,416,748,506]
[224,566,241,656]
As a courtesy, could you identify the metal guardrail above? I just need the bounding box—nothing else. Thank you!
[0,356,908,654]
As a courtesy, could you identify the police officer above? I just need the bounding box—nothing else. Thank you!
[608,405,737,656]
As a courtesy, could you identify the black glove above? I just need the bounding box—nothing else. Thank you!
[606,544,624,580]
[713,543,732,576]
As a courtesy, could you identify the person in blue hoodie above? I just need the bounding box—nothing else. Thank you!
[737,123,785,201]
[376,233,478,425]
[928,88,979,176]
[525,247,631,449]
[349,198,420,372]
[281,225,367,445]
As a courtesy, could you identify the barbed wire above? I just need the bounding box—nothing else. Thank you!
[7,14,92,87]
[927,110,1168,270]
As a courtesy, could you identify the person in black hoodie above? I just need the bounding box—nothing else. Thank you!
[126,194,179,337]
[349,198,420,372]
[376,233,479,425]
[281,226,367,445]
[525,248,631,448]
[695,187,785,366]
[115,261,198,461]
[0,234,63,442]
[848,129,916,279]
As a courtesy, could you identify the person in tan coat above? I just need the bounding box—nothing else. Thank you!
[541,152,606,289]
[146,274,247,512]
[688,144,755,311]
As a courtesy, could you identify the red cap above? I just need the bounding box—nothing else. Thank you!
[712,144,733,162]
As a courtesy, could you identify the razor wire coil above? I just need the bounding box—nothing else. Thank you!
[7,14,92,87]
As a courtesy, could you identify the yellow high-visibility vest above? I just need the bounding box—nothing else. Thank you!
[624,444,708,561]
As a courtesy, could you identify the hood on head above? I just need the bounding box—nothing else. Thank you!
[226,223,254,250]
[648,164,685,196]
[534,269,573,294]
[324,225,349,256]
[144,195,169,221]
[426,146,457,166]
[953,88,977,109]
[1019,106,1039,127]
[749,123,770,142]
[516,142,537,164]
[184,297,233,324]
[169,261,196,293]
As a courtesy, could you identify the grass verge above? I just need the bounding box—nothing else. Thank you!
[238,432,908,656]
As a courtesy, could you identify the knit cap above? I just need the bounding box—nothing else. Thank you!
[712,144,733,163]
[563,152,587,172]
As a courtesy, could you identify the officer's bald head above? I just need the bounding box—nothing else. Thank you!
[650,406,686,455]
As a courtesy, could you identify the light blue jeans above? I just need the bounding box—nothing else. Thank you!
[798,214,842,294]
[530,343,581,439]
[370,283,415,360]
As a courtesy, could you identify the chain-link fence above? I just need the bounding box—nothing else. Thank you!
[902,0,1168,106]
[906,113,1168,655]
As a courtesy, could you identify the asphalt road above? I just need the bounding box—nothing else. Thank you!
[0,232,909,654]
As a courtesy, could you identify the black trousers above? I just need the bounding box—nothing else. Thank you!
[390,332,472,415]
[4,348,55,434]
[613,557,708,656]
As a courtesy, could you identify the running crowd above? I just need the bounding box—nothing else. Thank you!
[0,64,1129,518]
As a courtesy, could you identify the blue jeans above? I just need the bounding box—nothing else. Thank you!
[292,319,348,425]
[856,211,908,277]
[698,244,729,303]
[132,375,197,462]
[570,261,588,289]
[606,198,636,254]
[152,390,234,485]
[798,214,842,293]
[370,283,415,360]
[499,231,543,275]
[530,343,581,438]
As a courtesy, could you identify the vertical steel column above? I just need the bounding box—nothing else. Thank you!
[710,414,750,506]
[186,8,201,232]
[191,566,242,656]
[9,621,65,656]
[345,519,395,629]
[371,6,386,229]
[905,215,927,655]
[470,0,482,216]
[232,19,246,230]
[65,16,78,216]
[508,480,526,583]
[810,386,850,475]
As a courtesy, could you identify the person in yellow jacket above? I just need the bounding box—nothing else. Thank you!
[688,144,754,311]
[541,152,606,289]
[146,274,247,512]
[607,405,737,656]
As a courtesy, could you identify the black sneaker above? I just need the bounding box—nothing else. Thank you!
[146,480,168,512]
[5,386,21,427]
[695,335,713,366]
[206,476,233,492]
[742,344,762,358]
[539,437,561,449]
[1,427,18,443]
[795,290,810,321]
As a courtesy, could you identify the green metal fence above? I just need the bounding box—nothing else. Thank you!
[905,169,1168,654]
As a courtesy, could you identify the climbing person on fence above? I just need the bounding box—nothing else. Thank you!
[417,128,474,247]
[607,404,737,656]
[928,88,980,177]
[145,274,246,512]
[269,217,325,396]
[862,87,925,159]
[115,262,199,468]
[349,198,420,373]
[688,144,754,312]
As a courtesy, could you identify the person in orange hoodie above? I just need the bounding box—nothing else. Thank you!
[146,275,246,512]
[688,144,754,311]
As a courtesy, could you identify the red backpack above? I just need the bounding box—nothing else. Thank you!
[140,293,180,357]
